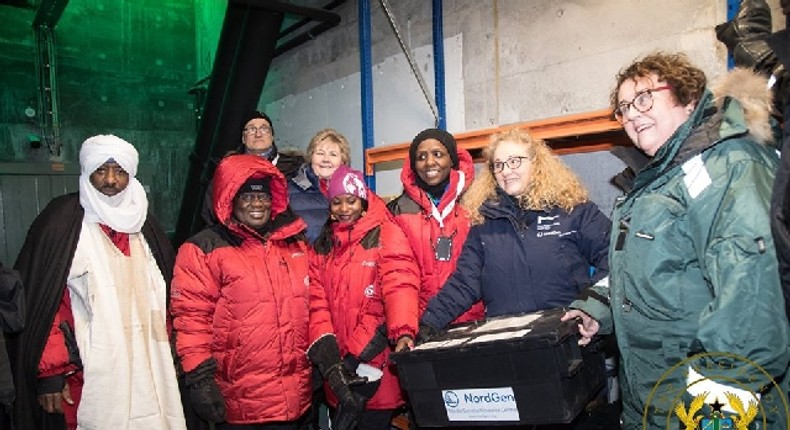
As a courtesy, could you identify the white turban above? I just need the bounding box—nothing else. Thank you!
[78,134,148,233]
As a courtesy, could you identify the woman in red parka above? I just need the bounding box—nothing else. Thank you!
[387,128,484,323]
[307,165,419,430]
[171,154,312,429]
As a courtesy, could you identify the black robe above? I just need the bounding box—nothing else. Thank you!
[8,193,179,430]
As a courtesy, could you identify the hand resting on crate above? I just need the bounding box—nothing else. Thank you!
[560,309,600,346]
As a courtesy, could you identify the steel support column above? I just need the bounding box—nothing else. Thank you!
[359,0,376,190]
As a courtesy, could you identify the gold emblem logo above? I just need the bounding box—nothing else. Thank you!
[643,352,790,429]
[675,392,757,429]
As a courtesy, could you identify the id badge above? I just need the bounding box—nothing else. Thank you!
[435,236,452,261]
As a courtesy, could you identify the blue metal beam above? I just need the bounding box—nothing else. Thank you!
[433,0,447,130]
[359,0,376,190]
[726,0,739,69]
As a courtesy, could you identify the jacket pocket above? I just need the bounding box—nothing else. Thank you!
[617,193,691,321]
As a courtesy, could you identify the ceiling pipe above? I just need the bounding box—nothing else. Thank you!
[278,0,346,38]
[272,0,345,57]
[231,0,340,22]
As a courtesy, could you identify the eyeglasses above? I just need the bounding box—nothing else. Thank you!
[613,85,672,124]
[243,125,272,135]
[237,192,271,204]
[491,156,531,173]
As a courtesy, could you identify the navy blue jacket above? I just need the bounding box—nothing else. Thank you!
[288,164,329,244]
[421,190,610,329]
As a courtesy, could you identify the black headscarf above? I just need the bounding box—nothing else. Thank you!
[409,128,459,200]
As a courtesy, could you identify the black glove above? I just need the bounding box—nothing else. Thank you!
[308,335,368,430]
[416,323,441,344]
[343,354,361,373]
[307,335,367,386]
[333,390,366,430]
[184,358,225,423]
[715,0,774,70]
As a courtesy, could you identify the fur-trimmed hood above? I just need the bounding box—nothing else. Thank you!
[711,67,774,144]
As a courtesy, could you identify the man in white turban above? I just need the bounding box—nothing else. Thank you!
[10,135,189,430]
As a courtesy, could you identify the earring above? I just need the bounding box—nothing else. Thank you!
[330,214,337,221]
[361,211,367,217]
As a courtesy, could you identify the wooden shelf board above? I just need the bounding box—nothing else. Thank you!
[365,108,627,175]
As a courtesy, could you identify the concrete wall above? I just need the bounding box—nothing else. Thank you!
[262,0,786,209]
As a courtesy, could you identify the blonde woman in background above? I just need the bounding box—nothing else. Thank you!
[289,129,352,243]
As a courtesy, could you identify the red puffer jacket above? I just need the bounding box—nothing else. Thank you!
[387,147,484,323]
[172,155,311,424]
[309,194,419,410]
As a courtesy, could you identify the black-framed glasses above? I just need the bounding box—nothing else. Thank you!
[613,85,672,124]
[237,192,271,204]
[491,156,531,173]
[243,125,272,135]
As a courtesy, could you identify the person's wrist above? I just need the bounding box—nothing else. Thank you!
[397,334,414,341]
[37,375,65,395]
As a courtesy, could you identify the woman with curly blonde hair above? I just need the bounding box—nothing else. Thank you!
[462,128,591,224]
[419,127,610,338]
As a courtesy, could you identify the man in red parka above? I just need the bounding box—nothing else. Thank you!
[172,154,312,428]
[307,165,420,430]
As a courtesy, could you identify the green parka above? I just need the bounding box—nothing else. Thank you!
[572,69,790,429]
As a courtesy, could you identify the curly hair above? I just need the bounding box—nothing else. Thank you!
[305,128,351,165]
[461,128,589,225]
[610,52,707,109]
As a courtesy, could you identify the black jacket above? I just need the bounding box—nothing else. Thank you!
[0,264,24,428]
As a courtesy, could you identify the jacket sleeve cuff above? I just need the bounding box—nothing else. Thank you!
[388,325,416,343]
[37,375,65,395]
[569,298,612,335]
[180,354,214,373]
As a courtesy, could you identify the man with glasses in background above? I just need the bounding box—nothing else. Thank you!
[202,111,302,225]
[237,111,302,173]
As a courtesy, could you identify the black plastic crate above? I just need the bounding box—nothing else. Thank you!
[391,309,605,427]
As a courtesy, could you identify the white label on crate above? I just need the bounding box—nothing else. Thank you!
[441,387,520,421]
[467,329,531,344]
[471,313,542,333]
